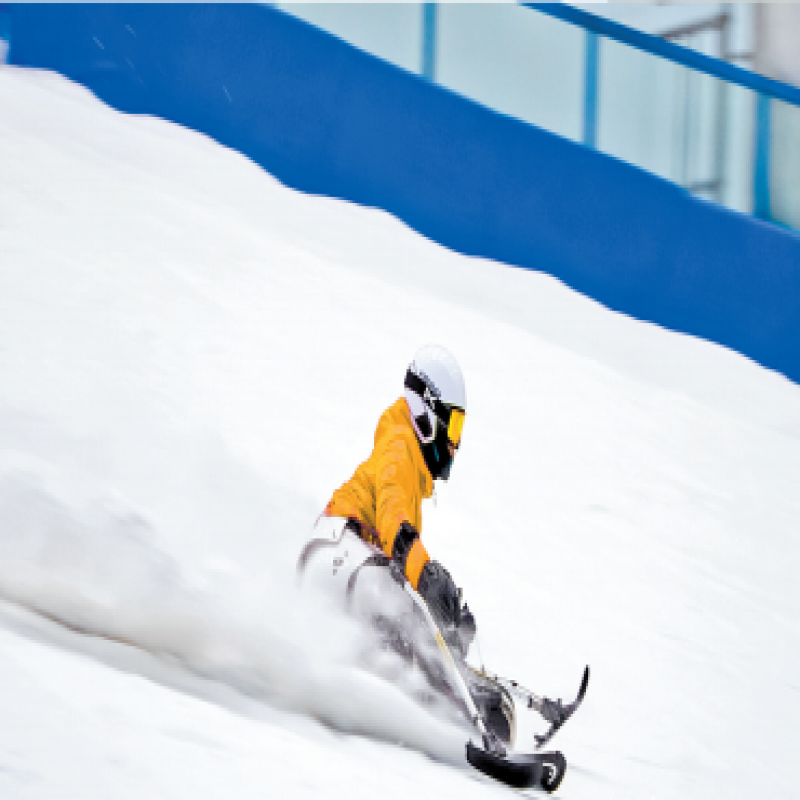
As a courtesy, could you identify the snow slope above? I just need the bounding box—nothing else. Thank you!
[1,66,800,799]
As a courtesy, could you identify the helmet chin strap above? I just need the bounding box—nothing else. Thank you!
[421,426,454,481]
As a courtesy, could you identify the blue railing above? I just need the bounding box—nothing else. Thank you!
[524,4,800,108]
[523,4,799,226]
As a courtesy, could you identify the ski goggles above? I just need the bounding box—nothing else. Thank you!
[446,407,465,448]
[405,369,465,447]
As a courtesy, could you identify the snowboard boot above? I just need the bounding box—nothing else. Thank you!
[466,670,515,746]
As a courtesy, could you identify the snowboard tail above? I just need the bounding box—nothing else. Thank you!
[466,744,566,793]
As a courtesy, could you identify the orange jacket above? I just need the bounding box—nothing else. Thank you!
[327,397,432,589]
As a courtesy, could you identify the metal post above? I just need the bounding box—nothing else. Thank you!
[713,7,731,204]
[421,3,437,81]
[583,30,599,148]
[753,92,771,220]
[681,60,693,188]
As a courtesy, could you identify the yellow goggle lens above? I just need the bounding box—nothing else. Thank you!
[447,408,465,448]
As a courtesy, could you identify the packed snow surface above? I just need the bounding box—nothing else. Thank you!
[1,66,800,799]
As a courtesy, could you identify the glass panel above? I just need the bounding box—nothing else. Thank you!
[274,3,423,74]
[436,5,584,141]
[277,3,585,143]
[721,83,755,215]
[598,34,764,216]
[770,98,800,230]
[599,36,697,187]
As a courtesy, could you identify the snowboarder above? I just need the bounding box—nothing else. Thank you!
[299,345,588,792]
[322,344,476,658]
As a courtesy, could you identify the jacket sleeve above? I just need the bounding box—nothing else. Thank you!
[374,434,417,540]
[374,433,430,589]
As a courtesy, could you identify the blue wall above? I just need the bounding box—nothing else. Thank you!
[9,3,800,384]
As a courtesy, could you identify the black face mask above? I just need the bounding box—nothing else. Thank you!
[420,422,454,481]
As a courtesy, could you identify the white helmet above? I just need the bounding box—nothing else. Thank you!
[404,345,466,480]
